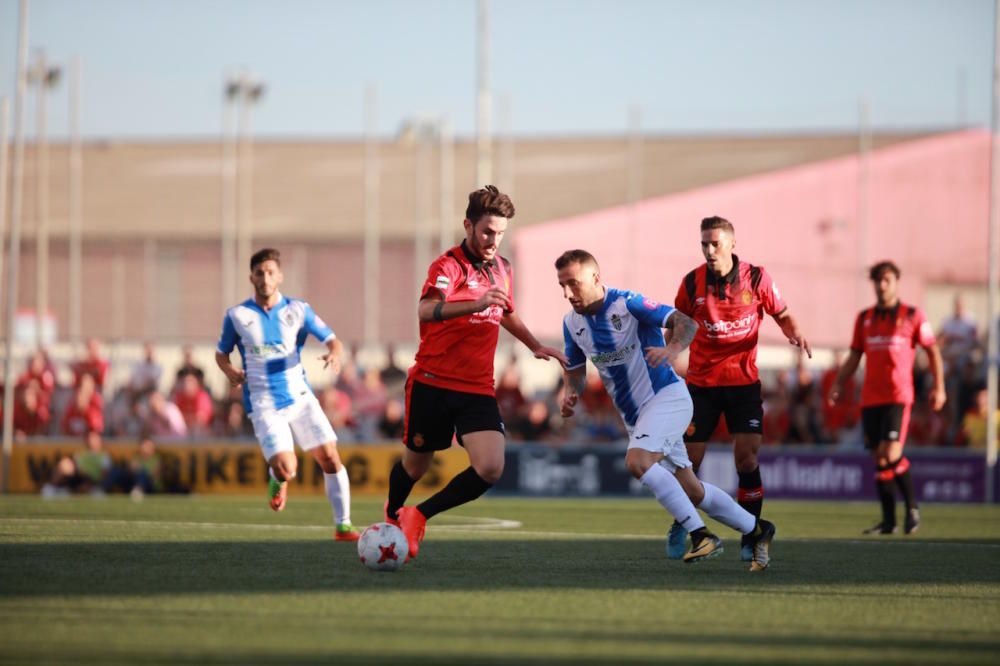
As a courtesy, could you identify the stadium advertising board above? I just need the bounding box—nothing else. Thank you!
[6,442,989,502]
[6,441,469,496]
[495,445,989,503]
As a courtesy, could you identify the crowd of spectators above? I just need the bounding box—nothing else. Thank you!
[2,297,997,450]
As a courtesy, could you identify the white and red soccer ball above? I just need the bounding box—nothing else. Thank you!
[357,522,409,572]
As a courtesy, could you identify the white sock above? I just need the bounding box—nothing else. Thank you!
[325,467,351,525]
[640,464,705,532]
[698,482,756,534]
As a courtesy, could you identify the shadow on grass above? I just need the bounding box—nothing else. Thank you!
[2,537,1000,598]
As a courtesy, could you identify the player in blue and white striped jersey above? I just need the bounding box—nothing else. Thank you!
[215,248,359,541]
[555,249,775,571]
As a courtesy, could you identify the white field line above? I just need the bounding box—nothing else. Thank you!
[3,517,999,548]
[0,516,522,532]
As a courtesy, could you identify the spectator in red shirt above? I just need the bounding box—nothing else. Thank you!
[61,374,104,436]
[172,373,214,437]
[14,380,51,439]
[829,260,945,536]
[72,339,110,391]
[670,216,810,561]
[386,185,566,560]
[17,350,57,408]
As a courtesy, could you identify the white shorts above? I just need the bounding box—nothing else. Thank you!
[627,380,694,474]
[249,394,337,461]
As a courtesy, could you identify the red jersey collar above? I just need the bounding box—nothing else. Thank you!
[459,240,497,273]
[707,254,741,300]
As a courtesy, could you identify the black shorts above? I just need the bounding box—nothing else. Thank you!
[403,379,505,452]
[684,381,763,442]
[861,403,911,449]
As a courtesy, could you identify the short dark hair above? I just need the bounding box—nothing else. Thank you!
[250,248,281,271]
[869,260,900,282]
[466,185,515,223]
[554,249,600,271]
[700,216,735,235]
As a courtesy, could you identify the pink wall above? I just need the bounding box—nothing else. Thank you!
[512,130,991,348]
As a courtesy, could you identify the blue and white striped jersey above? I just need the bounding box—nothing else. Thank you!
[217,295,335,414]
[563,287,680,427]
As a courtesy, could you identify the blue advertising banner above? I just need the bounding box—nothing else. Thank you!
[496,444,989,503]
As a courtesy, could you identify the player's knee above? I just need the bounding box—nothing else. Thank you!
[474,459,504,484]
[685,482,705,505]
[272,459,297,482]
[313,447,341,474]
[735,452,758,473]
[624,451,654,479]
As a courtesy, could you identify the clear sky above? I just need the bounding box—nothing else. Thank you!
[0,0,994,140]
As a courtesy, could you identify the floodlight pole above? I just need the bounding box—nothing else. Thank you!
[476,0,492,187]
[2,0,30,494]
[363,85,380,348]
[68,56,82,343]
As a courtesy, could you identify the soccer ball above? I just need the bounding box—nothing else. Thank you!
[357,522,409,572]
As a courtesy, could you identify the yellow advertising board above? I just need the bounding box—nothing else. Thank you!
[5,440,470,496]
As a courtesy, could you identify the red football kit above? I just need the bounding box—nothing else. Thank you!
[411,241,513,396]
[850,303,936,407]
[675,256,787,387]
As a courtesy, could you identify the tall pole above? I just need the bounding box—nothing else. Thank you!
[363,85,380,348]
[236,78,251,281]
[32,50,60,348]
[235,75,264,281]
[68,56,82,343]
[857,98,872,311]
[0,99,9,311]
[414,122,432,342]
[221,73,238,311]
[476,0,492,187]
[985,0,1000,503]
[498,93,514,197]
[439,117,455,252]
[3,0,31,493]
[143,238,157,339]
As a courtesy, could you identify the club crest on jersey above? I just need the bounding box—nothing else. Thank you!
[413,433,425,448]
[610,314,623,331]
[283,312,295,326]
[742,290,752,305]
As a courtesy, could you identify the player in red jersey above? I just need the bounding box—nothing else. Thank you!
[667,216,811,561]
[386,185,566,560]
[828,261,945,535]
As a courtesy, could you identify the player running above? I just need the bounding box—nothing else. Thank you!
[556,250,775,571]
[387,185,566,560]
[668,216,810,561]
[215,248,360,541]
[828,260,945,535]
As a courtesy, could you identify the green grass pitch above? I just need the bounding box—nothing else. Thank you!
[2,494,999,665]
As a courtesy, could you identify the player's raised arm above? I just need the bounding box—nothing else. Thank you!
[418,287,511,323]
